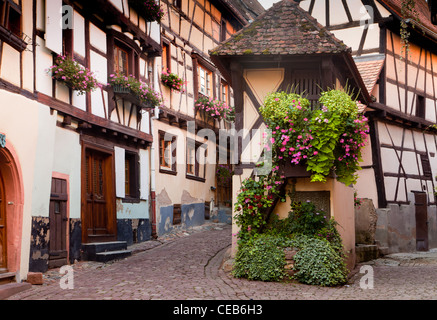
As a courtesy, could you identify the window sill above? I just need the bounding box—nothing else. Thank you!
[0,25,27,52]
[122,197,141,204]
[159,168,177,176]
[186,174,206,183]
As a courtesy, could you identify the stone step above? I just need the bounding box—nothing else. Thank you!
[356,244,379,263]
[94,249,132,263]
[0,282,32,300]
[0,272,16,285]
[81,241,131,262]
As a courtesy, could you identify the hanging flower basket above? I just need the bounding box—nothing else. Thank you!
[47,55,100,95]
[109,73,163,108]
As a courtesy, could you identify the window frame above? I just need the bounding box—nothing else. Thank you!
[198,64,212,97]
[124,151,140,201]
[0,0,26,52]
[186,138,207,182]
[221,81,229,105]
[159,131,177,175]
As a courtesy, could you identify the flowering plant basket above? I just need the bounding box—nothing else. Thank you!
[195,95,235,122]
[109,73,163,108]
[161,70,184,91]
[128,0,164,22]
[48,55,100,95]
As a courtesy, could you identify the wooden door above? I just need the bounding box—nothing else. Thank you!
[83,148,116,243]
[415,192,429,251]
[49,178,68,268]
[0,173,6,271]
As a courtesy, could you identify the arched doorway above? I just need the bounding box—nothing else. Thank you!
[0,143,24,274]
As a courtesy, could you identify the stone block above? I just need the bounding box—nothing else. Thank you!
[27,272,43,285]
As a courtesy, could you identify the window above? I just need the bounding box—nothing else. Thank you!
[186,139,207,182]
[0,0,21,37]
[0,0,26,52]
[220,19,227,42]
[174,0,182,10]
[416,95,425,118]
[420,154,432,180]
[159,131,177,174]
[221,81,229,104]
[124,152,139,199]
[198,64,212,96]
[114,45,129,75]
[162,42,170,72]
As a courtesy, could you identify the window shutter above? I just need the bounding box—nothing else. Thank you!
[45,0,63,55]
[114,146,126,198]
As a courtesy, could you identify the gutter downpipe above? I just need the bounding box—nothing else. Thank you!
[150,105,159,239]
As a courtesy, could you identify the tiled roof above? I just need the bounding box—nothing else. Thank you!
[379,0,437,39]
[210,0,349,56]
[354,54,385,95]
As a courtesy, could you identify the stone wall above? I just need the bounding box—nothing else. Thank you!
[375,203,437,253]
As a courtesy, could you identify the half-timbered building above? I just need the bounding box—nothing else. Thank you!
[0,0,162,280]
[151,0,263,237]
[210,0,372,269]
[297,0,437,253]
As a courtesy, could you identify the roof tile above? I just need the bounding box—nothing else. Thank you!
[210,0,350,56]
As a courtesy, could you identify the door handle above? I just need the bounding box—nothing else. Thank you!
[0,225,4,228]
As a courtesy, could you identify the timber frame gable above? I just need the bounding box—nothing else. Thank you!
[296,0,437,208]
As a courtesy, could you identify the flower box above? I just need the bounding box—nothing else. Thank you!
[195,95,235,122]
[48,55,100,95]
[109,74,162,108]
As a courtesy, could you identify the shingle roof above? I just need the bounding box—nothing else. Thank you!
[210,0,349,56]
[354,54,385,95]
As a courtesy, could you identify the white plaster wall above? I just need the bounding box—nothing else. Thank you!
[0,43,21,86]
[0,90,56,279]
[52,127,82,219]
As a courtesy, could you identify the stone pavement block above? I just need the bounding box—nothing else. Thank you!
[26,272,44,285]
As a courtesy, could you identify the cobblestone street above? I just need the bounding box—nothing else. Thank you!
[7,223,437,301]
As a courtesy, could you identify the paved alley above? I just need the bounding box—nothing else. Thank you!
[7,224,437,301]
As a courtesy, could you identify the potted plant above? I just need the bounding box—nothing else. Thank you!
[48,55,100,95]
[109,73,163,108]
[161,70,184,91]
[128,0,165,23]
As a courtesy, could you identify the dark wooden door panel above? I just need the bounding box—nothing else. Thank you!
[415,192,429,251]
[49,178,68,269]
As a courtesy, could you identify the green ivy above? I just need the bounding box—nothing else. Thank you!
[292,235,348,287]
[232,235,289,282]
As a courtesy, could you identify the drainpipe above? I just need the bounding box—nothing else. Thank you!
[150,105,159,239]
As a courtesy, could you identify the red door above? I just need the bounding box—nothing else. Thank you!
[0,173,6,271]
[83,148,116,243]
